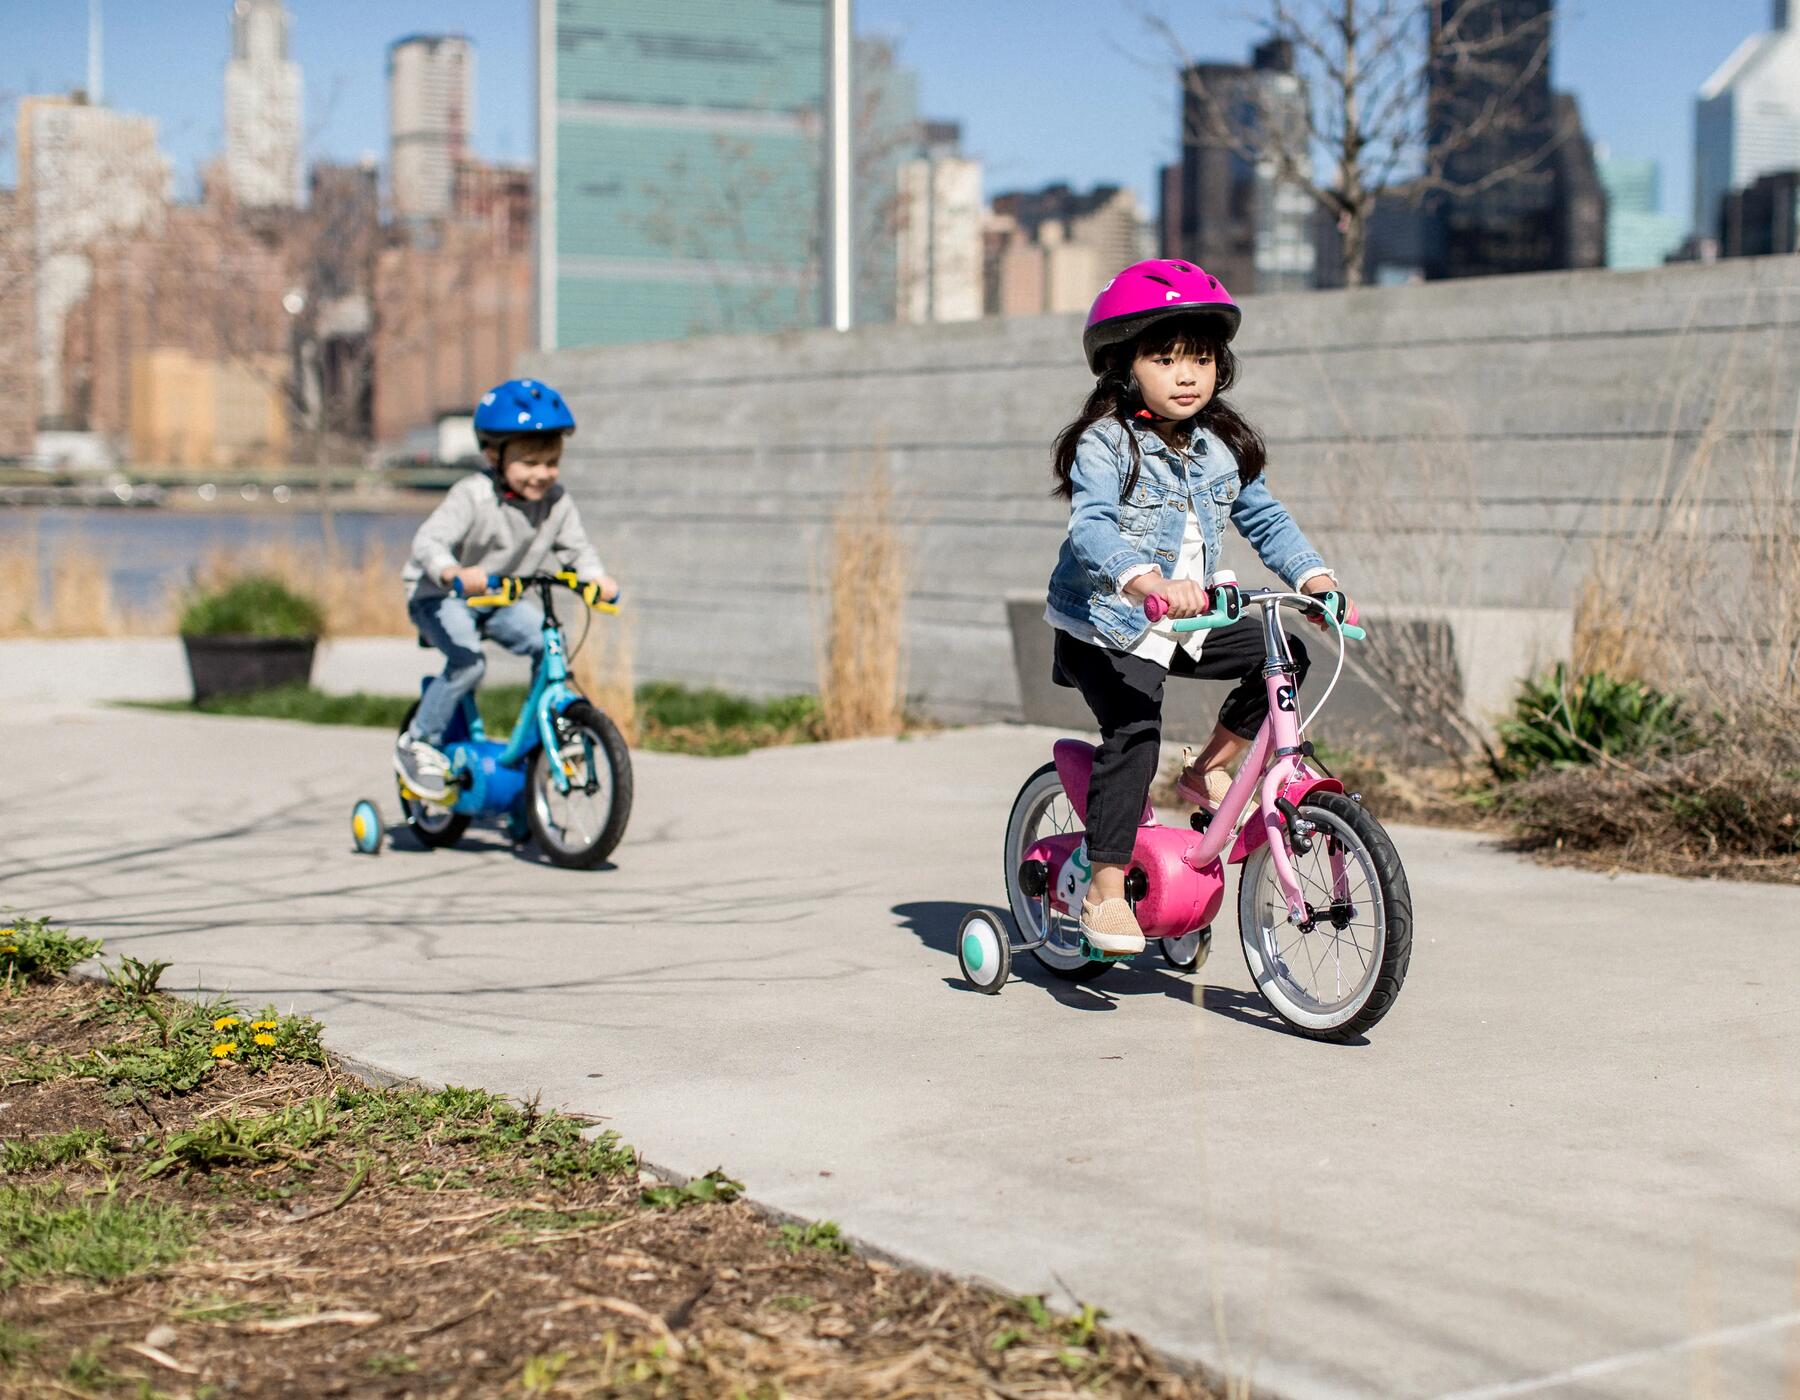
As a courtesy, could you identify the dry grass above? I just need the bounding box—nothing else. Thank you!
[0,533,413,638]
[568,604,639,746]
[0,533,167,637]
[817,460,908,741]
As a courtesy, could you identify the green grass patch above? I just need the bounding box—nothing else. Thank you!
[130,680,829,757]
[776,1220,851,1255]
[0,1184,198,1289]
[640,1170,742,1211]
[2,1130,115,1174]
[0,1317,42,1366]
[1,916,103,984]
[30,994,326,1099]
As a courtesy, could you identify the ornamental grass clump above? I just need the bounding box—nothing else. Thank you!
[178,574,324,639]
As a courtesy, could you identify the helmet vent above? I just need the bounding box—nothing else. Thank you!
[1173,262,1196,273]
[1142,273,1176,288]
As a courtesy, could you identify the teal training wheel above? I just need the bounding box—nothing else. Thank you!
[957,910,1012,994]
[350,798,383,855]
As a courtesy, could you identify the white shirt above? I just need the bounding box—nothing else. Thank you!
[1045,500,1211,669]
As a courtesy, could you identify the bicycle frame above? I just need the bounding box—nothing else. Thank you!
[1181,596,1351,925]
[457,577,590,795]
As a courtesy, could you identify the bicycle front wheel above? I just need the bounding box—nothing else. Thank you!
[527,700,633,868]
[1237,791,1412,1040]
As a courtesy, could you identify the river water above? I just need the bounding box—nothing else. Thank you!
[0,506,424,608]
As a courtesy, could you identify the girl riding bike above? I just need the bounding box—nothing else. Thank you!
[396,378,620,800]
[1044,260,1353,957]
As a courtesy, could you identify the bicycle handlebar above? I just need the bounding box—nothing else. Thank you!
[1145,587,1365,641]
[454,571,622,612]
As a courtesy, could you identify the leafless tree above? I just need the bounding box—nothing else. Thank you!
[1149,0,1559,287]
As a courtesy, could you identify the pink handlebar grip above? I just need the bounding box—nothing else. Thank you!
[1143,593,1169,623]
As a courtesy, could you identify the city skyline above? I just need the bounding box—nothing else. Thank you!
[0,0,1776,236]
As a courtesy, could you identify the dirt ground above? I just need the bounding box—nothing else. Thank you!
[1,974,1220,1400]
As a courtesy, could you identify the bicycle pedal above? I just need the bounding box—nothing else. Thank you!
[1077,935,1138,963]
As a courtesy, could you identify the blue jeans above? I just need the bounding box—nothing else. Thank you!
[408,594,545,745]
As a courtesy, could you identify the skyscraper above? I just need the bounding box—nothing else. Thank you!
[1597,156,1684,269]
[536,0,833,349]
[852,35,920,326]
[224,0,301,209]
[1162,39,1315,295]
[17,94,167,425]
[1423,0,1602,279]
[1425,0,1556,279]
[1693,1,1800,245]
[390,34,474,222]
[896,124,982,324]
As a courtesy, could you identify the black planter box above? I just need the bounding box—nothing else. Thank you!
[181,635,317,702]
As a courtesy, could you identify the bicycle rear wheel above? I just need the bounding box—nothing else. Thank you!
[1004,762,1112,982]
[1237,791,1412,1040]
[397,701,469,848]
[527,700,633,868]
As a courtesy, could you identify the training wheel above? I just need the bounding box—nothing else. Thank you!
[957,910,1012,994]
[1160,926,1212,973]
[350,798,384,855]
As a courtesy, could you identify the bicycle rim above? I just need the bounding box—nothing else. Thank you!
[1238,805,1386,1030]
[1005,767,1092,974]
[532,721,615,857]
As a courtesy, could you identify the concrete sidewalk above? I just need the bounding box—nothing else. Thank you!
[4,707,1797,1399]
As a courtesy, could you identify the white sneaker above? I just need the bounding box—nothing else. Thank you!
[393,731,451,801]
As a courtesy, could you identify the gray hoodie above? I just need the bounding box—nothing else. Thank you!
[403,473,605,601]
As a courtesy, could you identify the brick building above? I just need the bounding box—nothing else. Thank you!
[67,203,291,462]
[373,220,530,443]
[0,191,40,458]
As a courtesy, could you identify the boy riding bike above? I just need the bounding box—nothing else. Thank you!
[395,377,619,800]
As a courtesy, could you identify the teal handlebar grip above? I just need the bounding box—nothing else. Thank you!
[1321,591,1366,641]
[1168,611,1240,634]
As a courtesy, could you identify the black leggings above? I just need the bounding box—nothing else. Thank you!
[1052,620,1311,865]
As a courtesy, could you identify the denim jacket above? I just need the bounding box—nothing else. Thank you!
[1045,418,1325,651]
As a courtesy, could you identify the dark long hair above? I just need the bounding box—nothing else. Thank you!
[1051,319,1266,501]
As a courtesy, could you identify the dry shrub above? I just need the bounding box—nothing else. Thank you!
[1519,344,1800,876]
[818,460,907,740]
[569,603,639,746]
[1502,710,1800,879]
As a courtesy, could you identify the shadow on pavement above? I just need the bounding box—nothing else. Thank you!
[891,899,1364,1043]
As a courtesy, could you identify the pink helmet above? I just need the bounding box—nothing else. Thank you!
[1082,259,1241,374]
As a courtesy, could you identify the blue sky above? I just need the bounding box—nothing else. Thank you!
[0,0,1776,233]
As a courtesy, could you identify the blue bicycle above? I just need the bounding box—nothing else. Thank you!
[350,572,633,868]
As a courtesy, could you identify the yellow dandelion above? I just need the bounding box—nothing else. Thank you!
[250,1019,278,1031]
[254,1033,277,1047]
[211,1041,238,1058]
[1,946,17,955]
[212,1015,241,1031]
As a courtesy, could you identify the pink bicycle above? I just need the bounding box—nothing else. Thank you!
[958,585,1413,1040]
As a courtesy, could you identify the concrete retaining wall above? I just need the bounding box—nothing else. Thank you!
[525,256,1800,731]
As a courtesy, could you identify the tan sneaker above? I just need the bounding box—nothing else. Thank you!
[1079,896,1146,955]
[1175,748,1234,810]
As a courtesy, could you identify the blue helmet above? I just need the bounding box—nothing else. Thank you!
[473,378,576,446]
